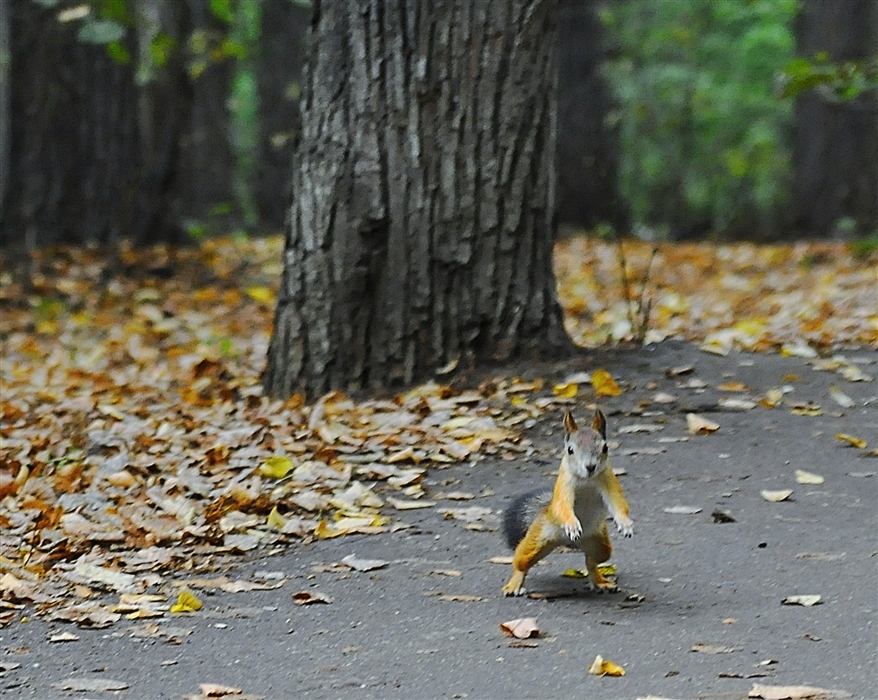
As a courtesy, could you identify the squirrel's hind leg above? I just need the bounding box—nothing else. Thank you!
[502,515,560,596]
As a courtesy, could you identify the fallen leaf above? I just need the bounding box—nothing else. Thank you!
[835,433,867,449]
[795,552,844,561]
[49,632,80,643]
[711,509,736,523]
[795,470,824,485]
[781,594,822,607]
[761,489,793,503]
[828,385,855,408]
[663,505,702,515]
[588,654,625,677]
[748,682,851,699]
[592,369,622,396]
[719,397,757,410]
[74,560,135,591]
[53,678,130,692]
[387,498,435,510]
[170,589,203,613]
[292,590,332,605]
[552,382,578,398]
[780,341,818,358]
[691,642,740,654]
[718,382,748,392]
[339,554,388,572]
[258,455,295,479]
[562,563,617,578]
[499,617,540,639]
[687,413,720,434]
[200,683,244,696]
[438,594,482,602]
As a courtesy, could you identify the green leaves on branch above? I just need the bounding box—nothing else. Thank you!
[779,54,878,102]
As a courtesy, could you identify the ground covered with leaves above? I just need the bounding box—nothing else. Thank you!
[0,236,875,631]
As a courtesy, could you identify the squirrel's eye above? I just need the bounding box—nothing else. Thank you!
[566,445,574,455]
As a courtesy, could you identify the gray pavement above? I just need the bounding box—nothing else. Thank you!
[2,341,876,700]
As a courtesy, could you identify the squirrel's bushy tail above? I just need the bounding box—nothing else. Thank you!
[503,488,553,550]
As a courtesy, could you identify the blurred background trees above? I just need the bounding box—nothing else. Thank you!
[0,0,875,248]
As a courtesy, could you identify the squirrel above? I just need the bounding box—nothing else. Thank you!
[501,409,633,596]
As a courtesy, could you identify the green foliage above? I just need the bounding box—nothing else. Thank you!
[780,54,878,102]
[601,0,797,238]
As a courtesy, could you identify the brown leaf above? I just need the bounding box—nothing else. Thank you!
[292,590,332,605]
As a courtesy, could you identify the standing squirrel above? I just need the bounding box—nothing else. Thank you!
[502,409,633,596]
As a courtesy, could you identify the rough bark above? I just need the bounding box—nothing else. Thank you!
[264,0,572,399]
[0,1,192,248]
[0,0,9,214]
[556,0,626,232]
[790,0,878,238]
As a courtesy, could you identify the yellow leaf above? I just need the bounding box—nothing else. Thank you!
[266,506,287,530]
[258,455,295,479]
[588,654,625,677]
[170,589,202,613]
[552,382,578,398]
[835,433,867,449]
[246,286,274,304]
[592,369,622,397]
[561,563,616,579]
[717,382,748,392]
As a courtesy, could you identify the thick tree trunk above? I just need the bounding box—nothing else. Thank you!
[0,1,192,248]
[264,0,572,399]
[790,0,878,238]
[556,0,627,232]
[0,0,9,214]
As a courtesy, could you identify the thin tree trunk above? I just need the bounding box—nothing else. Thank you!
[790,0,878,238]
[0,0,9,215]
[556,0,627,232]
[265,0,572,399]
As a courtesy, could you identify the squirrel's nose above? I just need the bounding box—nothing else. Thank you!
[586,464,596,475]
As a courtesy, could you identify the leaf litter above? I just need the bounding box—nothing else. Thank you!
[0,235,874,632]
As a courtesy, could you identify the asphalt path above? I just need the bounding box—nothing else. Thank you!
[2,341,875,700]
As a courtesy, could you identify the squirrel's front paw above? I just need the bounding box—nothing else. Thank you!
[564,518,583,542]
[615,517,634,538]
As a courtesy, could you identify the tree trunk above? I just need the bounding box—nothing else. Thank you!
[556,0,627,232]
[0,1,192,248]
[264,0,572,400]
[0,0,9,214]
[790,0,878,238]
[254,0,310,231]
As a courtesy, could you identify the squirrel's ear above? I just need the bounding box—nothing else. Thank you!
[563,411,578,434]
[592,409,607,439]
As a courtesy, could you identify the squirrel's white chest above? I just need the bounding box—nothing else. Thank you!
[572,484,608,533]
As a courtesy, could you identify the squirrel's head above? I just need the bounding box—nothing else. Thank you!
[563,410,609,478]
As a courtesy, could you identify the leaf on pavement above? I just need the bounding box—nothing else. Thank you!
[500,617,540,639]
[781,594,822,607]
[340,554,388,572]
[592,369,622,396]
[258,456,296,479]
[292,590,332,605]
[748,682,851,699]
[53,678,130,692]
[170,589,203,613]
[552,382,578,398]
[588,654,625,677]
[761,489,793,503]
[691,642,741,654]
[686,413,719,434]
[795,470,824,485]
[835,433,867,449]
